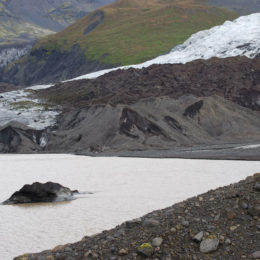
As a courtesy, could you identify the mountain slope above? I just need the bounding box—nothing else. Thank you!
[0,0,239,86]
[206,0,260,15]
[2,56,258,156]
[0,0,115,46]
[74,12,260,80]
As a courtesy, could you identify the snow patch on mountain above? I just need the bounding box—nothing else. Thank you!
[0,45,32,68]
[0,85,59,129]
[73,13,260,81]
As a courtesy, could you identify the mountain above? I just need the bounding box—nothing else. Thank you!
[0,0,240,86]
[206,0,260,15]
[0,0,115,46]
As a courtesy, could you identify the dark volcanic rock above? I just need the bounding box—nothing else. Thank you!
[0,122,46,153]
[0,44,114,86]
[38,56,260,111]
[3,182,76,204]
[183,100,204,118]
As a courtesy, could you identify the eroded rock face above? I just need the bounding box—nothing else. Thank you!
[3,182,77,204]
[0,122,46,153]
[0,82,19,93]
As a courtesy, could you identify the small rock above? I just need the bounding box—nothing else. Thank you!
[142,218,160,227]
[241,201,248,209]
[230,225,238,231]
[125,218,142,228]
[254,173,260,181]
[114,229,125,238]
[137,243,153,257]
[214,214,220,221]
[225,238,231,245]
[219,235,225,243]
[252,251,260,259]
[110,247,116,254]
[181,219,189,227]
[84,250,93,257]
[119,248,128,255]
[254,182,260,191]
[106,235,115,241]
[200,239,219,253]
[248,206,260,217]
[170,227,176,232]
[52,245,64,252]
[207,225,215,231]
[193,231,204,243]
[226,209,236,220]
[152,237,163,247]
[176,224,183,230]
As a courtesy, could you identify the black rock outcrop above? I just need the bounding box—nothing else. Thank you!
[3,182,77,204]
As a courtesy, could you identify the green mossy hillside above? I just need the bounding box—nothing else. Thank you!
[35,0,238,65]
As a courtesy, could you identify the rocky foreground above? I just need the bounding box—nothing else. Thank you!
[15,173,260,260]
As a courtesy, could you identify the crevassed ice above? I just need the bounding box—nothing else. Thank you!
[0,85,59,129]
[73,13,260,81]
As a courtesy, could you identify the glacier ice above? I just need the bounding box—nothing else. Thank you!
[0,85,59,129]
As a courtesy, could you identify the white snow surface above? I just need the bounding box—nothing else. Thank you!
[0,85,59,129]
[72,13,260,81]
[0,155,260,259]
[234,144,260,150]
[0,45,32,68]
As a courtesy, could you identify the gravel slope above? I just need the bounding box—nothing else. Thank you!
[14,173,260,260]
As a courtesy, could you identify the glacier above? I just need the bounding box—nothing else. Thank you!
[73,13,260,81]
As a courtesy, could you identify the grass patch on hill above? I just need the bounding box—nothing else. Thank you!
[35,0,238,65]
[10,100,54,111]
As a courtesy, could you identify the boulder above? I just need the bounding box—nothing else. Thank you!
[200,238,219,253]
[137,243,153,257]
[3,182,78,204]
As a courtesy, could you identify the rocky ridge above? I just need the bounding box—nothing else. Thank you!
[14,173,260,259]
[37,56,260,158]
[0,56,260,158]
